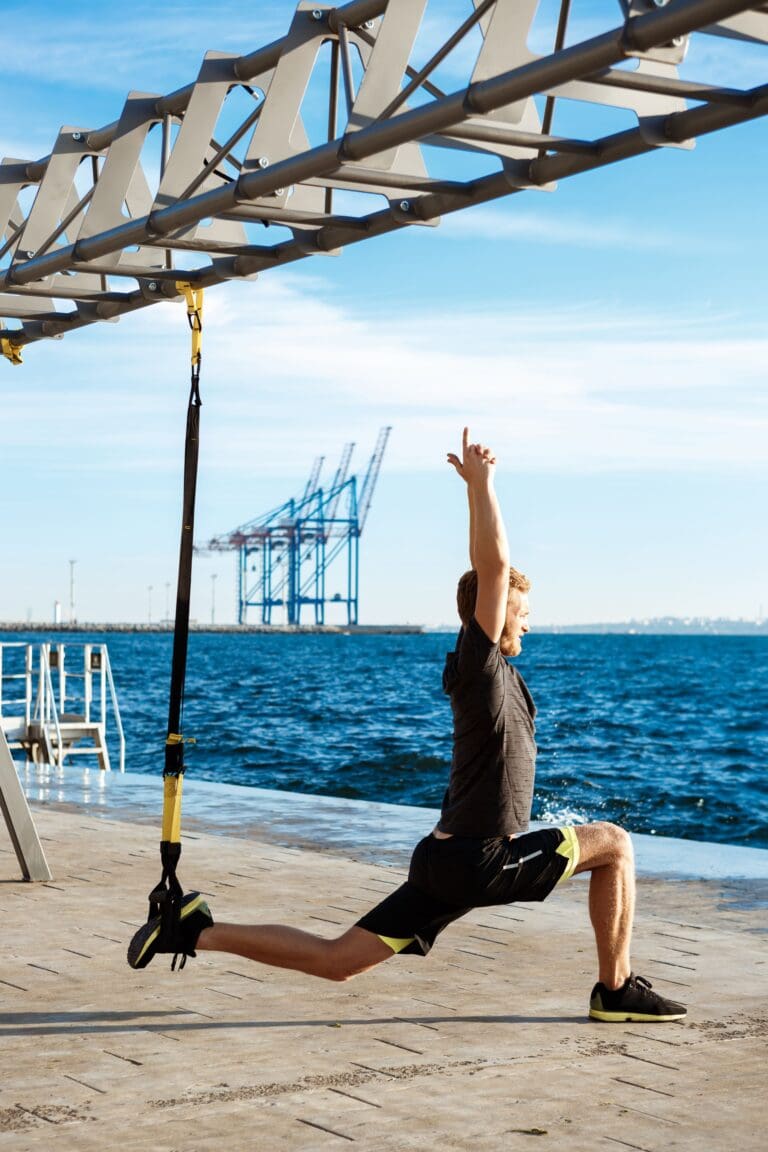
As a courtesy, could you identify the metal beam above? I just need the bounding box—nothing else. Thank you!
[1,0,765,351]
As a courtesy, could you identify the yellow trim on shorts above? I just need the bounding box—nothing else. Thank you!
[377,934,415,954]
[555,825,580,883]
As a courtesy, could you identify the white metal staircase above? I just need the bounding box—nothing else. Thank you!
[0,638,125,883]
[0,641,125,772]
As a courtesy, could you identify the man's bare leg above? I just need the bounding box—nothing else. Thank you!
[573,822,635,990]
[196,922,393,982]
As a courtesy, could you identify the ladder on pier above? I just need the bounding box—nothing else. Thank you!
[0,641,124,881]
[0,642,125,772]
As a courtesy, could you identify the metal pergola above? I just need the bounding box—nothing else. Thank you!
[0,0,766,360]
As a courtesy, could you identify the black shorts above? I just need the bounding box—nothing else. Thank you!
[356,826,579,956]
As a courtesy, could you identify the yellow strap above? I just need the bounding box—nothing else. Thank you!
[175,280,203,369]
[162,774,184,844]
[166,732,196,746]
[1,336,23,365]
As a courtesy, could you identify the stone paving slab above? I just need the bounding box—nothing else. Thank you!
[0,808,766,1151]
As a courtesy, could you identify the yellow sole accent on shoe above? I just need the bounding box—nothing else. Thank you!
[128,921,162,968]
[179,894,208,921]
[589,1007,686,1022]
[556,825,580,883]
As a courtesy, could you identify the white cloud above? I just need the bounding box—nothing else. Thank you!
[5,272,762,484]
[199,280,768,473]
[0,3,292,93]
[440,205,680,250]
[682,28,768,91]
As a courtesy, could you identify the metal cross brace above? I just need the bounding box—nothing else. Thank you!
[0,0,766,354]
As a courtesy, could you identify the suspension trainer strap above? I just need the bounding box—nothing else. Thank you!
[147,281,203,969]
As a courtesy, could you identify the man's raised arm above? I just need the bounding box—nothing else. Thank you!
[447,427,510,644]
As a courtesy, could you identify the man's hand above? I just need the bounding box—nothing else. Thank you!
[447,426,496,485]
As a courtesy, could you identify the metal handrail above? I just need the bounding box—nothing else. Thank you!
[101,646,125,773]
[3,641,125,771]
[41,654,64,768]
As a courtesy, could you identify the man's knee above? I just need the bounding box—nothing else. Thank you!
[575,821,634,871]
[323,963,357,983]
[319,930,392,982]
[322,949,361,982]
[594,821,633,864]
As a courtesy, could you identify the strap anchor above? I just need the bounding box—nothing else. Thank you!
[176,280,203,399]
[1,336,23,366]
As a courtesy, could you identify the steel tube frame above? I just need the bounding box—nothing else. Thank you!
[9,68,767,345]
[8,65,767,346]
[376,0,498,121]
[1,0,764,348]
[1,0,753,293]
[587,67,755,107]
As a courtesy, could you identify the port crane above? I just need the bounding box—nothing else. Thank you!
[202,427,391,625]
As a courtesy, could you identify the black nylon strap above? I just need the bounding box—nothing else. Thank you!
[165,386,201,778]
[148,842,185,969]
[144,286,203,969]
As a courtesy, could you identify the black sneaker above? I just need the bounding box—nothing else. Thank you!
[589,973,687,1022]
[127,891,213,970]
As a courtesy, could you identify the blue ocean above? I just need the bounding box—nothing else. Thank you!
[3,631,766,849]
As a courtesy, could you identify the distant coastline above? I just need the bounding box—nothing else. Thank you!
[1,618,766,636]
[434,617,768,636]
[533,617,768,636]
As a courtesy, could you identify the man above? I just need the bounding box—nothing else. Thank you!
[128,429,686,1023]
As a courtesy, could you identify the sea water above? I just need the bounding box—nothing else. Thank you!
[3,631,766,849]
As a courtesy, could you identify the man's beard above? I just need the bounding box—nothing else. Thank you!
[500,633,521,657]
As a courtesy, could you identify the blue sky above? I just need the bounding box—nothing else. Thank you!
[1,0,766,627]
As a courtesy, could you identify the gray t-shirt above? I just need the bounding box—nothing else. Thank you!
[438,616,537,837]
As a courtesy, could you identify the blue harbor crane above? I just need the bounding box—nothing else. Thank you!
[204,428,391,626]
